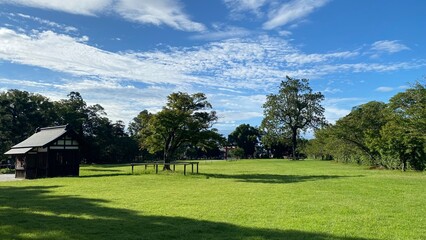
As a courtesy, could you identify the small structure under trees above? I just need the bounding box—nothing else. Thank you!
[4,125,81,179]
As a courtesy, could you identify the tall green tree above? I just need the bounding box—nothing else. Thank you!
[262,76,325,158]
[55,92,89,135]
[0,90,57,160]
[378,82,426,170]
[228,124,260,158]
[140,92,218,169]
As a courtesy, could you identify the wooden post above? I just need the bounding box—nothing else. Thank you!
[131,164,134,174]
[196,162,199,174]
[155,164,158,174]
[173,164,175,172]
[144,164,147,170]
[191,163,194,173]
[184,164,186,175]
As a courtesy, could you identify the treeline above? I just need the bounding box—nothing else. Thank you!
[2,79,424,169]
[0,90,139,163]
[0,90,225,163]
[305,82,426,171]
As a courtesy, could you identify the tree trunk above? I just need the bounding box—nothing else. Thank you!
[163,150,171,171]
[402,158,407,172]
[291,128,297,160]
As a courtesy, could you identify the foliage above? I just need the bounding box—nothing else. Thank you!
[228,124,260,158]
[309,82,426,170]
[0,89,140,163]
[334,101,388,165]
[0,90,57,161]
[228,147,245,159]
[139,92,221,168]
[261,76,325,158]
[378,83,426,170]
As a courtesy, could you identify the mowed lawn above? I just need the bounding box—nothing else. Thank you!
[0,160,425,240]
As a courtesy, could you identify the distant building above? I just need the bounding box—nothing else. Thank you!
[4,125,81,179]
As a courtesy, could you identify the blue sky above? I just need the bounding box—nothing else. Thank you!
[0,0,425,136]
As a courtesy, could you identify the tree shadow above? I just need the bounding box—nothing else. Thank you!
[84,169,124,172]
[201,173,364,184]
[0,186,375,240]
[78,173,132,178]
[79,167,131,178]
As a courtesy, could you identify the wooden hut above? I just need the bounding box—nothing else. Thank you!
[4,125,81,179]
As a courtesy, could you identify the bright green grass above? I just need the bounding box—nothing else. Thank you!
[1,159,425,240]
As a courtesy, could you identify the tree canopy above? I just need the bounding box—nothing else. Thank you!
[0,90,138,163]
[261,76,325,158]
[305,82,426,171]
[228,124,260,158]
[139,92,221,169]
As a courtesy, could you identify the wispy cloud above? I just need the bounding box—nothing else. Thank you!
[1,27,423,92]
[263,0,330,30]
[1,27,425,127]
[223,0,268,17]
[11,12,78,33]
[375,86,394,92]
[115,0,205,32]
[371,40,410,54]
[322,87,342,94]
[190,25,251,41]
[0,0,205,32]
[0,0,112,16]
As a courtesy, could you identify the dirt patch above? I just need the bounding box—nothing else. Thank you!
[0,174,22,182]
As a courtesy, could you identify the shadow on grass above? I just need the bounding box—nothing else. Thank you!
[84,169,124,172]
[201,173,363,184]
[0,186,374,240]
[79,167,131,178]
[78,173,132,178]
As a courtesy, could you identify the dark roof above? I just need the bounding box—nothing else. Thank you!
[4,125,70,155]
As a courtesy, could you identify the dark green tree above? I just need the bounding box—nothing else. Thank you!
[262,76,325,158]
[379,82,426,171]
[228,124,260,158]
[0,90,57,160]
[140,92,218,170]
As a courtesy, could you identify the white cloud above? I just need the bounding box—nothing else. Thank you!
[1,27,423,94]
[0,28,193,85]
[263,0,329,30]
[0,0,205,32]
[14,13,78,32]
[224,0,268,17]
[278,30,292,37]
[0,0,112,16]
[1,27,425,131]
[115,0,205,32]
[375,86,394,92]
[324,106,350,123]
[371,40,410,54]
[191,26,251,41]
[322,87,341,94]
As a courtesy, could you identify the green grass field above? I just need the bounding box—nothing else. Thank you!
[0,159,425,240]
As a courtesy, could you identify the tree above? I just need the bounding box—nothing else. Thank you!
[128,110,152,137]
[140,92,218,170]
[55,92,88,135]
[378,82,426,171]
[228,124,260,158]
[334,101,388,165]
[262,76,325,158]
[0,90,57,160]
